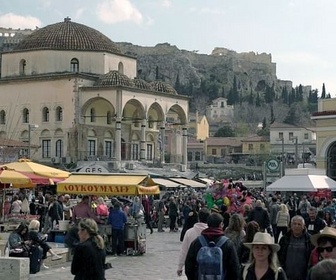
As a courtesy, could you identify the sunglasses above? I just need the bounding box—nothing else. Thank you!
[317,246,335,253]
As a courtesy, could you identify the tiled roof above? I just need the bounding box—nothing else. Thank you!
[206,137,242,147]
[94,71,134,87]
[13,17,121,54]
[270,122,298,129]
[241,135,270,142]
[0,138,29,147]
[150,81,177,95]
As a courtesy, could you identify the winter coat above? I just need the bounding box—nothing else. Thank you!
[185,227,240,280]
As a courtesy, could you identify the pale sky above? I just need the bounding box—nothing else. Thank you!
[1,0,335,96]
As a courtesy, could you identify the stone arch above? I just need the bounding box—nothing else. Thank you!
[166,104,188,126]
[147,101,165,129]
[41,129,51,137]
[81,97,115,125]
[122,99,146,125]
[54,128,64,137]
[326,141,336,180]
[70,58,79,72]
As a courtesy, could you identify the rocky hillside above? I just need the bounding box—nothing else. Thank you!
[116,42,315,129]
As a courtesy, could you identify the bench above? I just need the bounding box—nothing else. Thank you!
[0,257,30,280]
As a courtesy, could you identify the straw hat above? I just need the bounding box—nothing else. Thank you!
[311,227,336,247]
[243,232,280,252]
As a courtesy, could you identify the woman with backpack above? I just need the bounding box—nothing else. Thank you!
[241,232,287,280]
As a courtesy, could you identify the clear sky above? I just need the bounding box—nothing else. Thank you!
[1,0,335,96]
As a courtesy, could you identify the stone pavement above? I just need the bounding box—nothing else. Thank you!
[30,229,188,280]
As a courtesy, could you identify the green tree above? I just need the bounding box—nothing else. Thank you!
[155,66,159,80]
[270,106,275,124]
[174,74,181,92]
[248,89,254,105]
[214,126,235,137]
[255,92,261,107]
[321,83,326,99]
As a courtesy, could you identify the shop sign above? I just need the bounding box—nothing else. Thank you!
[78,165,109,173]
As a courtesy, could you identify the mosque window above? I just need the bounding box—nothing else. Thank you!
[56,106,63,121]
[42,139,51,158]
[42,107,49,122]
[90,108,96,122]
[23,108,29,123]
[70,58,79,72]
[19,59,26,75]
[55,139,63,157]
[0,110,6,124]
[118,62,124,74]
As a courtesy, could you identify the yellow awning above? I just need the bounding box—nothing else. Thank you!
[57,174,160,195]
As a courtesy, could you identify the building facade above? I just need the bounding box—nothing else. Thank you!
[0,18,189,168]
[312,98,336,180]
[270,122,316,165]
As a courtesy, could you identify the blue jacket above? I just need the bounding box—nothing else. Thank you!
[108,208,127,230]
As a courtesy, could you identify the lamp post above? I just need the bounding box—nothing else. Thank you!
[28,124,39,159]
[291,136,298,167]
[277,138,285,176]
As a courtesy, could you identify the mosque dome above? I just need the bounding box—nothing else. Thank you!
[95,71,134,87]
[133,78,151,90]
[150,81,177,95]
[14,17,121,54]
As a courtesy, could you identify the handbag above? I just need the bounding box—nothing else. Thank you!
[9,244,30,257]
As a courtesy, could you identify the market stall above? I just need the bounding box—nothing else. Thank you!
[0,161,70,230]
[57,173,160,255]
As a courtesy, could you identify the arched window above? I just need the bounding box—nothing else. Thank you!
[148,116,154,129]
[56,106,63,121]
[0,110,6,124]
[70,58,79,72]
[118,62,124,74]
[23,108,29,123]
[90,108,96,122]
[42,107,49,122]
[55,139,63,157]
[19,59,26,75]
[107,111,112,124]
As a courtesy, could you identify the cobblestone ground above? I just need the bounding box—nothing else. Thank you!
[30,229,188,280]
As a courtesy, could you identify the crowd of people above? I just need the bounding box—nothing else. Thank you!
[171,183,336,280]
[4,183,336,279]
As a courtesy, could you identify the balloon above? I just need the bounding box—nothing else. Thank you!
[223,196,230,206]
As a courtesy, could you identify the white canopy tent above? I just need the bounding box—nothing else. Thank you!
[267,168,336,192]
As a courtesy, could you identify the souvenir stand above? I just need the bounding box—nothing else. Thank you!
[57,173,160,255]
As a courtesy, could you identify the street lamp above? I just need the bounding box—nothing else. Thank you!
[277,138,285,176]
[291,136,298,167]
[28,124,39,159]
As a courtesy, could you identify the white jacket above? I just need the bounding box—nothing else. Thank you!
[177,222,208,271]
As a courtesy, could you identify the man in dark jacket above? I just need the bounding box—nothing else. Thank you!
[108,202,127,256]
[185,213,240,280]
[278,215,313,280]
[247,199,271,233]
[305,207,326,235]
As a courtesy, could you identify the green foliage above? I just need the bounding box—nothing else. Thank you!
[214,126,235,137]
[321,83,326,99]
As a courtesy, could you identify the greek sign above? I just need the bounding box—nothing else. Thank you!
[266,159,280,172]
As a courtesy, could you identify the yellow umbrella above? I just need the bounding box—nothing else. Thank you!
[0,159,70,179]
[0,168,45,188]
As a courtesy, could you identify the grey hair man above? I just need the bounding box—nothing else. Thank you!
[278,215,314,280]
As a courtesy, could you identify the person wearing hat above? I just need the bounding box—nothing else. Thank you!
[310,227,336,260]
[242,232,287,280]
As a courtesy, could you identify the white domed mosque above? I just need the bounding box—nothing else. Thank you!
[0,17,189,169]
